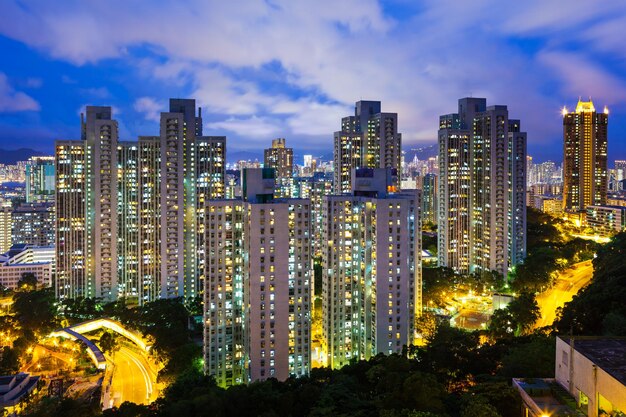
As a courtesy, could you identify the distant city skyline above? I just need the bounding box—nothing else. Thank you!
[1,2,626,162]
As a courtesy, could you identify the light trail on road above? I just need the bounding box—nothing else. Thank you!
[108,346,157,407]
[535,260,593,328]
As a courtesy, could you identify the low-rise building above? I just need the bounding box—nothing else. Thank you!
[0,373,40,415]
[514,336,626,417]
[11,202,55,246]
[0,244,53,290]
[586,205,626,237]
[607,195,626,207]
[531,195,563,216]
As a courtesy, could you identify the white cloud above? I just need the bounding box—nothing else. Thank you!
[25,77,43,88]
[1,0,626,153]
[0,72,40,112]
[206,116,282,139]
[133,97,163,122]
[538,51,626,105]
[280,100,351,136]
[81,87,111,99]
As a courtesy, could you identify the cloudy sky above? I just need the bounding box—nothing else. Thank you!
[1,0,625,162]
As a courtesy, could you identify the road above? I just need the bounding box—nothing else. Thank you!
[106,346,158,408]
[535,260,594,328]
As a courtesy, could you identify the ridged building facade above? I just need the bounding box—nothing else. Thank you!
[55,100,225,303]
[438,98,526,277]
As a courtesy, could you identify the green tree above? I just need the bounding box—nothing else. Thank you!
[60,297,102,323]
[461,396,501,417]
[99,331,119,355]
[507,292,540,335]
[556,232,626,335]
[0,346,20,374]
[499,335,555,378]
[400,372,446,414]
[487,309,515,339]
[488,293,539,338]
[422,267,458,308]
[313,256,323,296]
[184,296,203,316]
[17,272,38,291]
[135,298,190,360]
[12,287,58,334]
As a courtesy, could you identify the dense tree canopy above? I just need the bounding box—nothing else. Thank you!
[511,208,598,292]
[488,292,540,339]
[556,232,626,335]
[12,287,58,335]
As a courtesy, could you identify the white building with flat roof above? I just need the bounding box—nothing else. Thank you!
[0,244,53,290]
[514,336,626,417]
[586,205,626,237]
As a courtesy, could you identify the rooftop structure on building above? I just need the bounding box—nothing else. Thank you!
[333,100,401,194]
[514,336,626,417]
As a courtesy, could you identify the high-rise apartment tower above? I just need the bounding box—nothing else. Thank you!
[562,99,608,212]
[333,101,402,194]
[438,98,527,277]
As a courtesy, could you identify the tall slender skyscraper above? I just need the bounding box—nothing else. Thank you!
[55,100,225,302]
[264,138,294,197]
[421,173,438,225]
[333,101,402,194]
[562,99,608,212]
[56,107,117,300]
[322,168,421,369]
[204,168,311,386]
[438,98,526,277]
[0,202,11,254]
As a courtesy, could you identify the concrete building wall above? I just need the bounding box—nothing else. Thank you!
[11,203,55,247]
[204,179,311,386]
[0,206,11,254]
[0,263,51,290]
[55,141,86,299]
[437,130,471,274]
[438,98,527,278]
[323,170,420,369]
[555,337,626,417]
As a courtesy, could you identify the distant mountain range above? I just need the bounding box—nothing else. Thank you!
[404,143,438,161]
[0,148,46,164]
[0,144,436,166]
[228,144,438,165]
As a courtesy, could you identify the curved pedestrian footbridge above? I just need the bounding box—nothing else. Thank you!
[48,318,150,370]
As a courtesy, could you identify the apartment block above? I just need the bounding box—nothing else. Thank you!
[333,101,401,194]
[322,168,421,369]
[12,202,55,247]
[204,168,311,386]
[438,98,526,277]
[563,99,608,212]
[55,100,225,302]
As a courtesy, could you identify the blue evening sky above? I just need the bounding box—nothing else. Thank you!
[0,0,625,163]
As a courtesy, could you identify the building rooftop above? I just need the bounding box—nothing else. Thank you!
[560,337,626,386]
[513,378,585,417]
